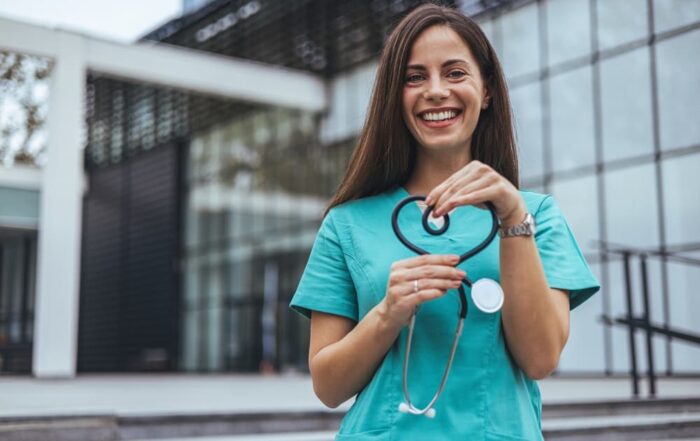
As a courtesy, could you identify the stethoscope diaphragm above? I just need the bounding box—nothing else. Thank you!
[471,278,504,313]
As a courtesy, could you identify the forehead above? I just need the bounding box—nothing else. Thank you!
[407,25,476,65]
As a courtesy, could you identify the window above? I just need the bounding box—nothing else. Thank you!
[600,47,654,162]
[656,28,700,151]
[511,82,544,180]
[547,0,591,67]
[597,0,648,51]
[500,3,540,79]
[550,66,596,172]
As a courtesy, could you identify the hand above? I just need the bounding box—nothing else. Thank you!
[379,254,466,329]
[425,160,527,228]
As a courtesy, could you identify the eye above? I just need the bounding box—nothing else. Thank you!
[405,73,425,83]
[447,70,466,79]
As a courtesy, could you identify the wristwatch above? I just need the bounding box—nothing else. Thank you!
[499,212,536,238]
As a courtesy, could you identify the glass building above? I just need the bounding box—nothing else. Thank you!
[2,0,698,377]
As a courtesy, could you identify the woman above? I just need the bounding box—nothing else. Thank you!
[290,4,599,440]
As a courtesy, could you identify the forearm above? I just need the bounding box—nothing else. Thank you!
[310,303,403,407]
[499,224,568,379]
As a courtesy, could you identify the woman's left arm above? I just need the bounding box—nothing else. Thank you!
[427,160,569,380]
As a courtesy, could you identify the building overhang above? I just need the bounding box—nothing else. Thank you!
[0,15,327,113]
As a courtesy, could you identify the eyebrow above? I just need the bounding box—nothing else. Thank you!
[406,59,470,71]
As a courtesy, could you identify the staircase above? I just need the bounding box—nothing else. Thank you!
[2,397,699,441]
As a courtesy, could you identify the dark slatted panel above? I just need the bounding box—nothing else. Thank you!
[123,146,180,370]
[78,166,126,371]
[78,144,181,372]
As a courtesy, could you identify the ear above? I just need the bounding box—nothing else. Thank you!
[481,89,491,110]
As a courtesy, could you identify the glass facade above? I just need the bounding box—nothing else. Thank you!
[477,0,700,374]
[181,107,354,372]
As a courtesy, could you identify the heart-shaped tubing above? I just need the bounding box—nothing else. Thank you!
[391,195,500,319]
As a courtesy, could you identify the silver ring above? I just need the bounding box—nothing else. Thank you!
[413,279,419,293]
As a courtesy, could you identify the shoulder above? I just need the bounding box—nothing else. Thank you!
[519,189,555,216]
[325,188,400,229]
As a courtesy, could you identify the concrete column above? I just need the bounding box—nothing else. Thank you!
[32,31,86,378]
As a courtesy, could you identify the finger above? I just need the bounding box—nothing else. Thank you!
[429,164,485,213]
[411,288,451,304]
[395,277,463,296]
[434,174,494,216]
[450,186,499,209]
[394,265,466,283]
[425,170,462,206]
[393,254,460,270]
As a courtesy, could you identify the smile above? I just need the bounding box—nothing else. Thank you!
[420,110,460,121]
[417,109,462,128]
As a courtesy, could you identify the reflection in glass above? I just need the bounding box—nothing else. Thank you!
[511,82,544,180]
[550,175,599,255]
[550,66,596,172]
[662,154,700,246]
[558,263,605,372]
[597,0,648,51]
[182,107,336,372]
[500,3,540,79]
[600,47,654,163]
[656,28,700,151]
[667,255,700,372]
[604,164,660,249]
[653,0,700,34]
[546,0,591,66]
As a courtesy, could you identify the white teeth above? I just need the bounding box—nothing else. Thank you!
[421,110,457,121]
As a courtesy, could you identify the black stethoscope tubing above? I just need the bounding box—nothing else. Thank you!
[391,193,501,418]
[391,195,499,319]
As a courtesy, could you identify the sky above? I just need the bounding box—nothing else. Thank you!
[0,0,182,43]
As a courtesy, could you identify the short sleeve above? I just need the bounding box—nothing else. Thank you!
[534,196,600,310]
[289,212,359,321]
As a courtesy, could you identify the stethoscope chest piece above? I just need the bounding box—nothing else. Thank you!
[471,278,504,313]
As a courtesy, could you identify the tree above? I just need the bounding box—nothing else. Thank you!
[0,50,53,167]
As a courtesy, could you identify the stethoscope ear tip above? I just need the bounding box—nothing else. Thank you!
[398,402,410,413]
[425,408,436,418]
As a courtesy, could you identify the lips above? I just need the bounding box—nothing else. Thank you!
[417,107,463,120]
[417,108,462,128]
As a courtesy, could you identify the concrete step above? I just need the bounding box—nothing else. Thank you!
[3,400,700,441]
[542,397,700,418]
[543,412,700,440]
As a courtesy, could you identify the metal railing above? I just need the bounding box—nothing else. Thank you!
[599,242,700,398]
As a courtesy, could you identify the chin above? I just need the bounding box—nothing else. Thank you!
[418,138,470,152]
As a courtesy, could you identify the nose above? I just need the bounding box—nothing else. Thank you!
[423,77,450,101]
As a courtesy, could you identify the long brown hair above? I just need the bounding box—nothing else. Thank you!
[325,3,518,216]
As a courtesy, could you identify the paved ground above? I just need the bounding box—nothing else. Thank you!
[1,373,699,418]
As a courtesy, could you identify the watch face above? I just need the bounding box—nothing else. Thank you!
[526,213,537,235]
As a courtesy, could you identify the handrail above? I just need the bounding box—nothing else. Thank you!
[597,242,700,398]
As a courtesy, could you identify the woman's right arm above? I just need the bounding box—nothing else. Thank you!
[308,254,465,408]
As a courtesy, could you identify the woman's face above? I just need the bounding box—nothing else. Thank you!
[402,25,489,153]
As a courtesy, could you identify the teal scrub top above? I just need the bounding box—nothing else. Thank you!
[290,187,600,441]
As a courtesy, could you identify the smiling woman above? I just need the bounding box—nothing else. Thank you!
[290,3,599,440]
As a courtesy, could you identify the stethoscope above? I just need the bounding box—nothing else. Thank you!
[391,194,504,418]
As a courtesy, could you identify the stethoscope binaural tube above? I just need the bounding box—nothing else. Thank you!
[391,194,502,419]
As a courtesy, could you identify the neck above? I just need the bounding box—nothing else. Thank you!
[404,144,472,196]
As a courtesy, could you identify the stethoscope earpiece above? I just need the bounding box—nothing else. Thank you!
[391,193,503,419]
